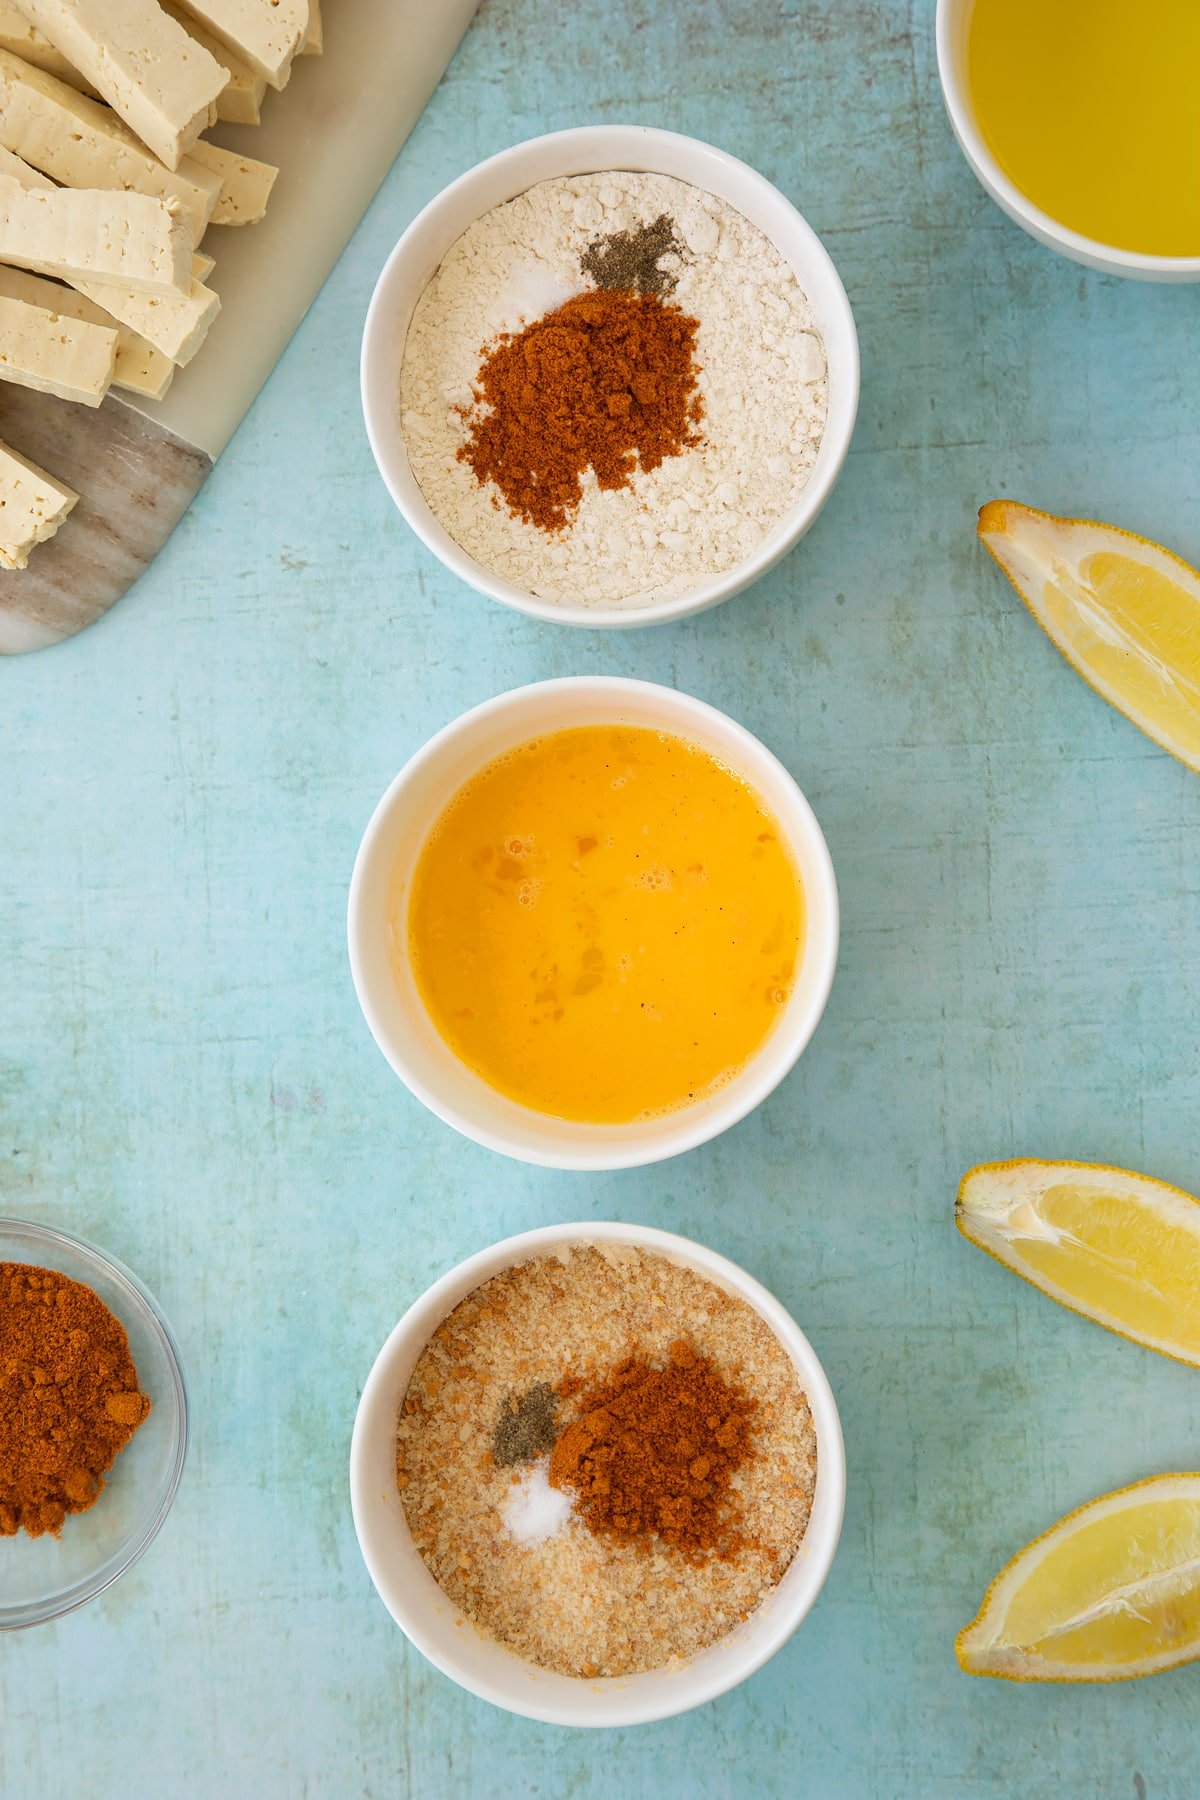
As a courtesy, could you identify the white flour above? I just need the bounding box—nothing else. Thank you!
[399,171,828,609]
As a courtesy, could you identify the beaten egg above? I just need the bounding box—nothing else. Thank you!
[400,725,804,1124]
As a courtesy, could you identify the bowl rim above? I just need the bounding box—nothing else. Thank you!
[346,675,840,1170]
[935,0,1200,281]
[349,1219,847,1726]
[361,122,861,627]
[0,1216,189,1631]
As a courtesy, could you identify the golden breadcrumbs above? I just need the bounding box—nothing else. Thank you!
[396,1245,817,1676]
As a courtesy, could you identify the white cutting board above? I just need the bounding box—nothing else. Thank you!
[0,0,479,655]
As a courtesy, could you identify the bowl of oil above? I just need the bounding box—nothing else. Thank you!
[347,677,839,1170]
[937,0,1200,280]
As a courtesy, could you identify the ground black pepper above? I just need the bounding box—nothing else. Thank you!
[580,212,685,296]
[493,1382,558,1467]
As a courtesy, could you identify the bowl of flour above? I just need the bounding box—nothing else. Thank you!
[363,126,859,628]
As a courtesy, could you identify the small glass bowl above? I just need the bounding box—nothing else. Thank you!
[0,1218,188,1630]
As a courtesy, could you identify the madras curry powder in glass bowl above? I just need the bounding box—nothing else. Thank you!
[0,1218,188,1630]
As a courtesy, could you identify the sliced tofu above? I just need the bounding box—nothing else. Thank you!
[0,49,220,239]
[0,174,193,294]
[0,0,97,94]
[0,286,115,402]
[186,138,275,225]
[0,146,217,363]
[159,0,265,126]
[0,140,46,185]
[72,268,219,366]
[300,0,321,55]
[15,0,228,169]
[0,437,76,568]
[0,262,174,397]
[174,0,309,92]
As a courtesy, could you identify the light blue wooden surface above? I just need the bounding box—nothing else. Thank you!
[3,1,1200,1793]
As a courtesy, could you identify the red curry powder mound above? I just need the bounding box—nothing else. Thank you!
[457,288,704,534]
[548,1340,756,1561]
[0,1262,151,1538]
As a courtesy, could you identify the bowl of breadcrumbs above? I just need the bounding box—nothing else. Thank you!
[350,1221,844,1726]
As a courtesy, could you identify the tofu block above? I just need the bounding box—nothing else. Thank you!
[0,437,76,568]
[300,0,320,55]
[159,0,265,126]
[0,262,174,396]
[0,49,220,239]
[174,0,309,91]
[0,174,194,294]
[186,138,275,225]
[15,0,228,169]
[0,286,115,402]
[0,0,97,92]
[0,146,213,363]
[72,267,219,366]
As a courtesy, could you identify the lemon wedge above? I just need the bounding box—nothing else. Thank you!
[957,1474,1200,1681]
[958,1159,1200,1368]
[978,500,1200,773]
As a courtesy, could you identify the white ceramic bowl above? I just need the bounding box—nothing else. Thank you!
[347,676,839,1170]
[936,0,1200,282]
[361,124,860,627]
[350,1220,845,1726]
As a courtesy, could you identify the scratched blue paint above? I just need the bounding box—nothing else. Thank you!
[3,1,1200,1794]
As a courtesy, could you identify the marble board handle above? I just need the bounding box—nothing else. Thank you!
[0,389,210,655]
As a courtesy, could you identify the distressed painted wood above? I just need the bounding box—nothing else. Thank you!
[1,1,1199,1795]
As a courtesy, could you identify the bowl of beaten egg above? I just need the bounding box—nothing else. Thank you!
[348,678,838,1169]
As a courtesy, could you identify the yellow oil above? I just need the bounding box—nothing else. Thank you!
[402,725,804,1124]
[967,0,1200,256]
